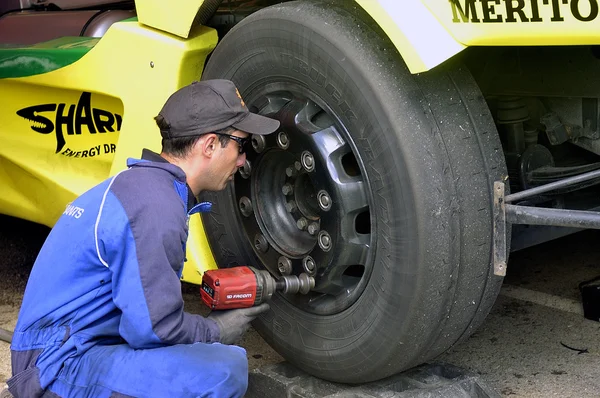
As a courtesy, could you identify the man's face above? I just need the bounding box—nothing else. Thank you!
[210,130,248,191]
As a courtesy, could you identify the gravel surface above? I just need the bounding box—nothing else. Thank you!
[0,216,49,383]
[1,214,600,397]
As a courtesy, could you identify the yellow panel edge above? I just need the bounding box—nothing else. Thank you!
[354,0,466,73]
[135,0,206,39]
[181,215,217,285]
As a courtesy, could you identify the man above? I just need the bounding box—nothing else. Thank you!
[7,80,280,397]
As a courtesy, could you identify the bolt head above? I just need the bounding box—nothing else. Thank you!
[240,160,251,179]
[318,231,332,252]
[254,234,268,253]
[286,167,297,178]
[277,132,290,149]
[239,197,253,217]
[308,223,319,236]
[297,218,308,230]
[279,132,289,144]
[301,151,315,172]
[294,161,302,171]
[277,256,292,275]
[285,200,297,213]
[303,257,316,272]
[282,184,293,196]
[318,191,332,211]
[252,135,266,153]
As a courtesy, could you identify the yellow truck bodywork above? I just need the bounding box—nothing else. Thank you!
[135,0,600,74]
[1,0,600,284]
[0,17,219,284]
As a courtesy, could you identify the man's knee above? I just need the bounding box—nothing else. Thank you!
[190,343,248,396]
[219,346,248,395]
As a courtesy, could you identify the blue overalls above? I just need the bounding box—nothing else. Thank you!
[8,150,248,397]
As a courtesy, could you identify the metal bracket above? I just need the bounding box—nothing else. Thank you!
[493,182,507,276]
[493,167,600,277]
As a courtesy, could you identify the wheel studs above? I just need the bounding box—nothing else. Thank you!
[318,230,332,252]
[277,132,290,149]
[278,256,292,275]
[318,190,332,211]
[286,166,298,178]
[239,197,253,217]
[282,183,294,196]
[307,222,319,236]
[285,200,298,213]
[296,217,308,231]
[301,151,315,172]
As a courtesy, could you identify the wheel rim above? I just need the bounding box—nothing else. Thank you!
[234,81,376,315]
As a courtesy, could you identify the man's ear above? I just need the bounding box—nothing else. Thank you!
[198,134,217,158]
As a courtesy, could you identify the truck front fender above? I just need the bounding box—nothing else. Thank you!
[359,0,600,74]
[134,0,466,74]
[135,0,206,39]
[355,0,466,73]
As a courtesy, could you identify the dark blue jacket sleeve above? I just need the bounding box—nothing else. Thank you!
[97,172,220,348]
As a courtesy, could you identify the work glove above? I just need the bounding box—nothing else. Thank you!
[208,303,271,345]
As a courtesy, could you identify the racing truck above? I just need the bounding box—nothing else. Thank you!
[2,0,600,384]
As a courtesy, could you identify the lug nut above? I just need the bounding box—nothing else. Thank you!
[282,183,294,196]
[302,256,317,276]
[318,190,332,211]
[239,197,253,217]
[240,159,251,179]
[318,230,332,252]
[277,132,290,149]
[251,135,266,153]
[307,222,319,236]
[277,256,293,275]
[286,166,298,178]
[301,151,315,172]
[254,234,268,253]
[285,200,298,213]
[296,217,308,231]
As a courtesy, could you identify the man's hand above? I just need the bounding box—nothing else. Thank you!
[208,303,271,345]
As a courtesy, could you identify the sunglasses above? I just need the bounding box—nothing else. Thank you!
[214,133,251,154]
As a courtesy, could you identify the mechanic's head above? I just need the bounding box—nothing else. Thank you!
[155,79,280,194]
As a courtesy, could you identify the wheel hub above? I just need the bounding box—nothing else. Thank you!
[233,85,375,315]
[252,149,318,260]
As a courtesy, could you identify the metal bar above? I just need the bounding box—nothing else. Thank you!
[504,168,600,203]
[506,204,600,229]
[492,182,507,277]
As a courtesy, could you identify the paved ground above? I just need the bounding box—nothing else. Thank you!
[1,214,600,397]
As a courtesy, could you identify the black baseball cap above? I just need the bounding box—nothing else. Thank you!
[158,79,280,139]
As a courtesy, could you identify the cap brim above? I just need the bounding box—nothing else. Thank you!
[232,113,280,136]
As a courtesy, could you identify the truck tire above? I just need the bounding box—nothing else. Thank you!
[200,0,507,384]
